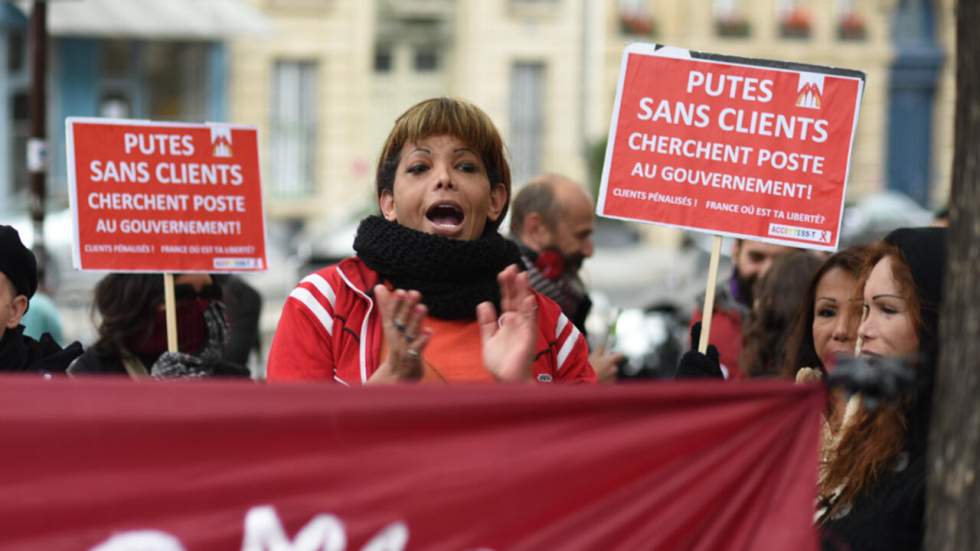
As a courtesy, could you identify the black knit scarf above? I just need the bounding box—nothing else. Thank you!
[353,216,523,320]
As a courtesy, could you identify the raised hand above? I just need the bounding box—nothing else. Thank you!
[477,265,538,382]
[589,346,625,383]
[368,285,431,384]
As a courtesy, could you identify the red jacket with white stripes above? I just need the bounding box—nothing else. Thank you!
[267,257,595,385]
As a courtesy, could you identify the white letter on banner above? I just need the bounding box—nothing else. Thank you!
[90,531,186,551]
[360,522,409,551]
[241,505,346,551]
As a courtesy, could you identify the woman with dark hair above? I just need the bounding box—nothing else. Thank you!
[68,273,247,378]
[739,250,823,377]
[817,227,946,551]
[783,246,868,378]
[268,97,594,384]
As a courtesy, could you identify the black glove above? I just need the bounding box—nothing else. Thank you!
[827,355,917,410]
[148,302,250,379]
[149,352,251,379]
[675,322,723,379]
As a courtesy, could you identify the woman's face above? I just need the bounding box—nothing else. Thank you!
[380,134,507,241]
[857,256,920,359]
[811,267,862,370]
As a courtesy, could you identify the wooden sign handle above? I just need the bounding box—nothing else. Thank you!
[163,273,178,353]
[698,236,724,354]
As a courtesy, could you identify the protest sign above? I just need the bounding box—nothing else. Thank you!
[0,376,823,551]
[66,118,267,272]
[597,44,865,251]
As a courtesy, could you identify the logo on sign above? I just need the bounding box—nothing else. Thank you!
[768,223,831,244]
[214,257,261,270]
[211,126,233,158]
[796,73,825,110]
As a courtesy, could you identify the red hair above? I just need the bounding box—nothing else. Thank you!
[819,240,923,516]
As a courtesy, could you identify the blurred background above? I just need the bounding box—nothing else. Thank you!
[0,0,955,374]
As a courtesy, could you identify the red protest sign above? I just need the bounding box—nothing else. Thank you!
[598,44,865,251]
[66,118,267,272]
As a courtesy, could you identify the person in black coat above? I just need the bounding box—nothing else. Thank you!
[0,225,82,373]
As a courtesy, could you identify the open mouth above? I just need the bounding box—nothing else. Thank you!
[425,202,465,229]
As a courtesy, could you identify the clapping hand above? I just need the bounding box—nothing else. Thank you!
[477,265,538,382]
[369,286,432,383]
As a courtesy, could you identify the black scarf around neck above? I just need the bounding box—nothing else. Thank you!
[353,216,522,320]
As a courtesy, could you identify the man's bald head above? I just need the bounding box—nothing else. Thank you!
[511,174,591,233]
[510,174,595,269]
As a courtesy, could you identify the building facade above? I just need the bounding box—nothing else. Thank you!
[232,0,956,231]
[231,0,600,224]
[0,1,956,228]
[0,0,266,210]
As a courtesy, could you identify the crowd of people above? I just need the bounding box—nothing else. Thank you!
[0,96,951,549]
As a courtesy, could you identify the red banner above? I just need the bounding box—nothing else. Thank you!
[598,44,864,251]
[66,118,267,272]
[0,377,823,550]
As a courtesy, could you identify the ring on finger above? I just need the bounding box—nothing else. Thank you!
[392,319,407,333]
[406,349,420,359]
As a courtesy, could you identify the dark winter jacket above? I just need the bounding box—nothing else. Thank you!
[0,325,82,374]
[821,455,925,551]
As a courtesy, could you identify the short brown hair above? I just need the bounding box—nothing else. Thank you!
[375,97,511,231]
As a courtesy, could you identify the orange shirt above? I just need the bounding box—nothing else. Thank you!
[379,317,496,383]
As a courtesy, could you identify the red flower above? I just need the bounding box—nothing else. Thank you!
[840,11,865,31]
[620,14,655,36]
[782,7,812,30]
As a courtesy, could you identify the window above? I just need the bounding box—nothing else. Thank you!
[7,29,24,72]
[413,46,439,72]
[618,0,656,36]
[509,62,545,186]
[144,43,207,121]
[96,41,208,121]
[374,44,393,73]
[270,60,318,198]
[101,40,130,79]
[713,0,750,38]
[777,0,811,39]
[836,0,866,41]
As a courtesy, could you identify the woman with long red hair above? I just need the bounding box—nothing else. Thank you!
[817,227,946,551]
